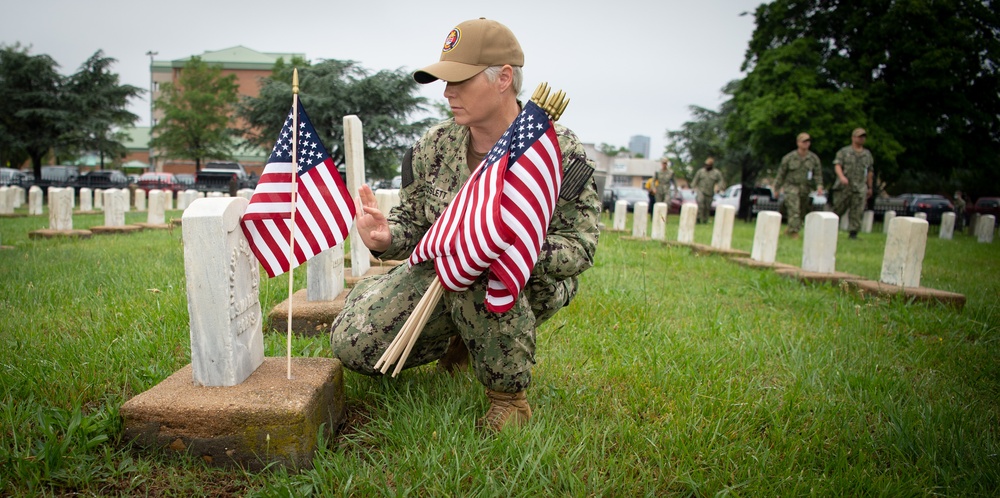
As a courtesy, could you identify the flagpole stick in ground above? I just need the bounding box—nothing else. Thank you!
[284,68,302,380]
[379,83,569,376]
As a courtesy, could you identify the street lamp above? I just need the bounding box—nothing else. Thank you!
[146,50,158,172]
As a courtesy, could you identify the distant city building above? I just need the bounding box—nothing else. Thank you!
[628,135,650,159]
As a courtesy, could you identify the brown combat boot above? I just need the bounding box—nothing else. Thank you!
[436,335,469,374]
[477,389,532,432]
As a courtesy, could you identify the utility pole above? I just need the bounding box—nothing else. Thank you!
[146,50,158,172]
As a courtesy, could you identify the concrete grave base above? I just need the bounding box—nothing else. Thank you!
[0,213,26,218]
[121,357,345,470]
[90,225,144,235]
[729,257,798,271]
[134,222,172,230]
[664,240,693,248]
[28,229,93,239]
[846,279,966,309]
[345,265,392,286]
[620,236,652,242]
[171,218,183,226]
[690,243,750,258]
[268,289,349,336]
[774,267,863,285]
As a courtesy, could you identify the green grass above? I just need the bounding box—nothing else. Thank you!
[1,208,998,496]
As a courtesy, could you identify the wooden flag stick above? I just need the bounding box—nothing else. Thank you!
[391,278,444,377]
[284,68,301,380]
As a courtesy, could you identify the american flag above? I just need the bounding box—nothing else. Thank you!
[409,101,562,312]
[241,101,356,278]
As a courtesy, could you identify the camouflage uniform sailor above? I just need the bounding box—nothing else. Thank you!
[832,128,873,238]
[774,132,824,236]
[654,160,673,204]
[330,17,601,432]
[690,157,725,224]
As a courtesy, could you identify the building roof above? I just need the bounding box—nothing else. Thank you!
[153,46,304,71]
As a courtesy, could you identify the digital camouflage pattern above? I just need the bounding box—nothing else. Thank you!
[690,166,725,223]
[832,145,873,232]
[775,150,823,233]
[331,117,601,393]
[654,168,673,203]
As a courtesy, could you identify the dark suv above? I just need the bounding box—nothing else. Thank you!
[78,170,130,190]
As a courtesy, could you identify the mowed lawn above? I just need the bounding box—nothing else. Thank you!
[1,207,998,496]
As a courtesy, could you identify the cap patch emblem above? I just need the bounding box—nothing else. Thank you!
[442,28,461,53]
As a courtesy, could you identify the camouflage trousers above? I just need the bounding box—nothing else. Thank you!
[330,262,576,393]
[783,185,811,234]
[833,186,865,233]
[696,191,712,223]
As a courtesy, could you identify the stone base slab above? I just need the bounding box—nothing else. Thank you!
[690,243,751,258]
[620,236,651,242]
[268,289,349,335]
[345,265,392,286]
[847,279,966,309]
[774,267,864,285]
[0,213,26,218]
[28,229,93,239]
[90,225,144,235]
[135,222,172,230]
[729,257,798,271]
[121,357,345,470]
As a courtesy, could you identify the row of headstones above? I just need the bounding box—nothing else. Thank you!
[0,185,27,213]
[44,187,178,230]
[615,200,995,245]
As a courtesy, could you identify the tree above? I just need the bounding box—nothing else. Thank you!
[61,50,142,169]
[236,57,436,181]
[742,0,1000,199]
[597,143,630,157]
[0,44,67,177]
[150,56,239,172]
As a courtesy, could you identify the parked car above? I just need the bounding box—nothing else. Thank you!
[971,196,1000,227]
[712,184,742,214]
[898,194,953,223]
[37,165,80,188]
[174,173,196,190]
[77,170,130,191]
[603,186,650,213]
[136,172,185,193]
[0,167,30,186]
[195,161,250,192]
[668,188,697,214]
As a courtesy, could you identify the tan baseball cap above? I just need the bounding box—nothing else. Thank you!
[852,128,867,137]
[413,18,524,84]
[797,132,811,142]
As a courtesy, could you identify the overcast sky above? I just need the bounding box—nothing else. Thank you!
[3,0,763,159]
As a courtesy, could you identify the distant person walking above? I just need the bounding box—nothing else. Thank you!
[690,157,725,224]
[774,132,823,238]
[832,128,873,239]
[654,159,673,204]
[953,190,966,231]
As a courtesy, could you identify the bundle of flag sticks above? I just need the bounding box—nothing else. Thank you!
[374,82,570,377]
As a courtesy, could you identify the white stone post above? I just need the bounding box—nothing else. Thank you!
[147,190,166,225]
[307,245,345,302]
[164,190,174,211]
[710,204,736,250]
[375,189,401,217]
[914,212,927,221]
[612,200,628,231]
[632,202,649,238]
[181,197,264,387]
[0,187,12,214]
[751,211,782,263]
[344,115,370,277]
[135,189,147,211]
[883,210,896,233]
[79,188,93,212]
[978,215,996,243]
[862,210,874,233]
[881,217,928,287]
[28,186,43,215]
[94,188,104,210]
[650,202,668,241]
[802,212,839,273]
[48,188,74,231]
[12,186,25,208]
[103,189,126,227]
[678,204,697,244]
[939,212,955,240]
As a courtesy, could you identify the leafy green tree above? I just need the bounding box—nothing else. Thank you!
[743,0,1000,198]
[597,143,630,157]
[237,57,436,181]
[0,44,67,177]
[150,56,239,172]
[61,50,142,169]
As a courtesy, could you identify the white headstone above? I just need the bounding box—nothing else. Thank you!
[178,189,198,211]
[94,188,104,210]
[862,210,874,233]
[12,186,25,208]
[207,191,225,198]
[914,212,927,220]
[307,244,345,302]
[751,211,782,263]
[48,188,74,230]
[939,212,955,240]
[881,216,928,287]
[182,197,264,387]
[678,204,697,244]
[134,189,146,211]
[632,202,649,238]
[839,210,850,231]
[147,190,166,225]
[802,212,839,273]
[28,186,43,215]
[883,210,896,233]
[103,189,126,227]
[612,200,628,231]
[237,188,254,200]
[164,190,174,211]
[79,188,93,212]
[344,115,370,277]
[978,215,996,243]
[375,189,401,216]
[710,204,736,250]
[0,187,12,214]
[650,202,668,241]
